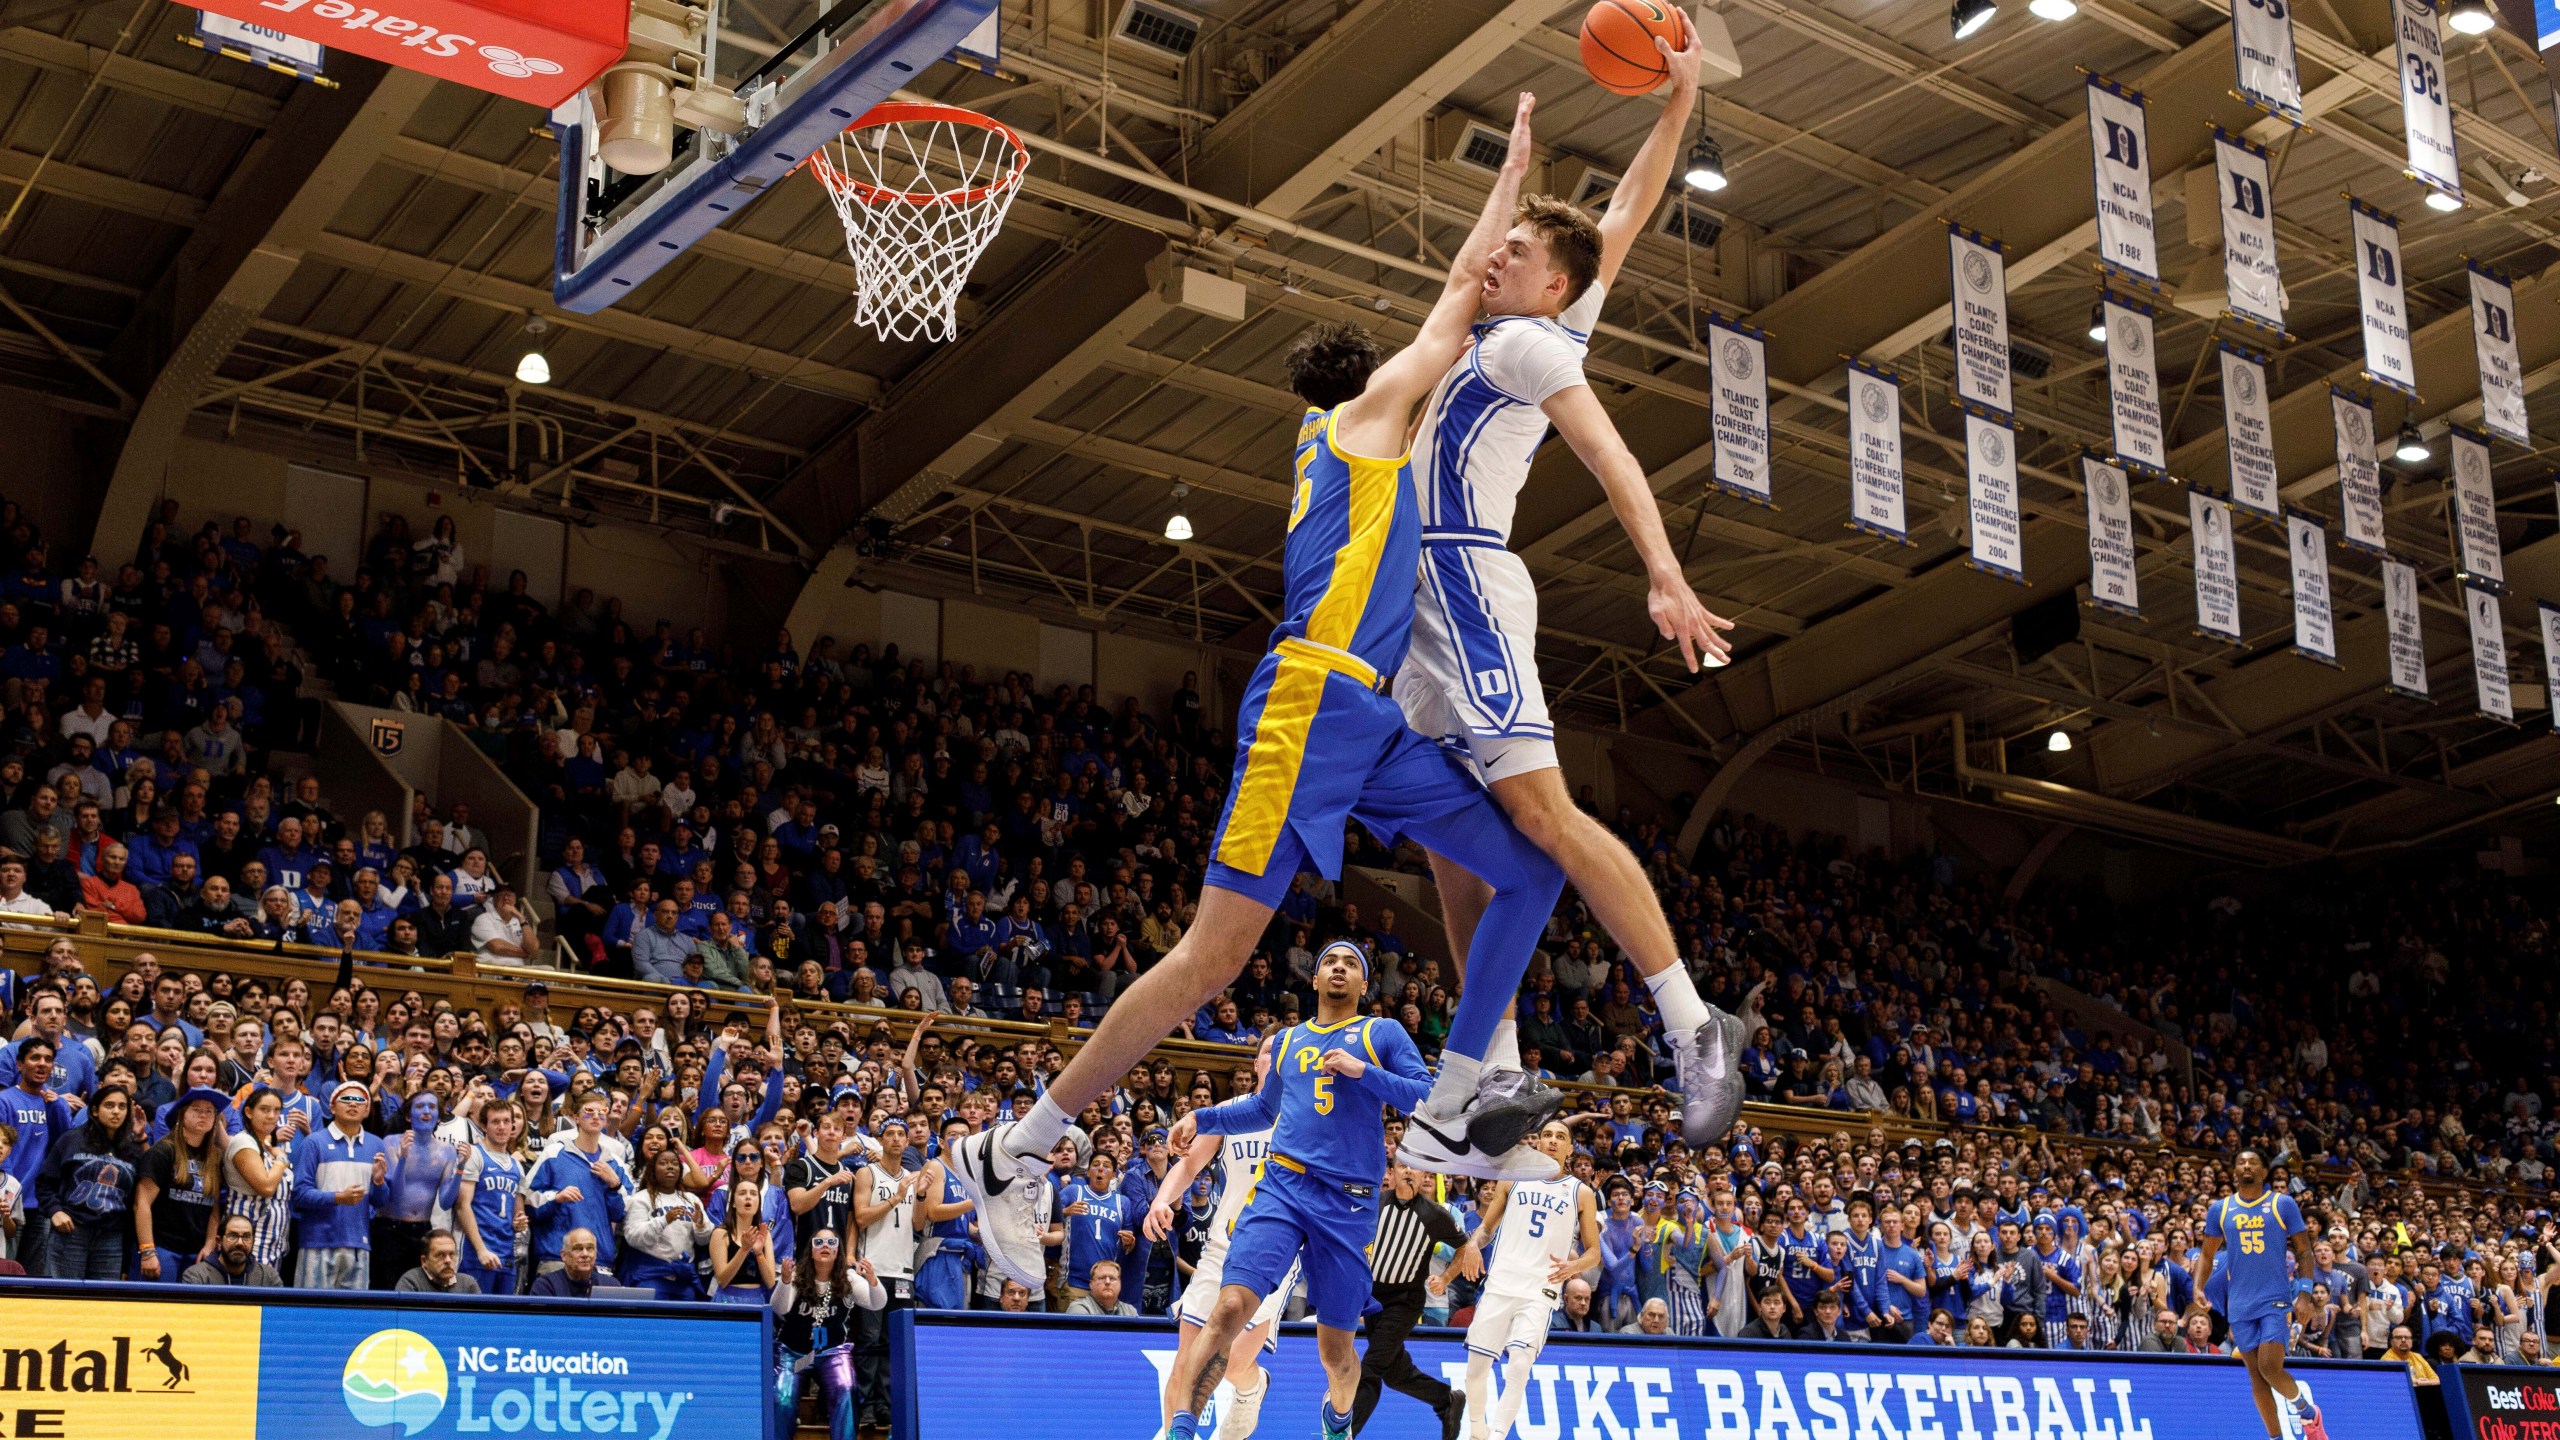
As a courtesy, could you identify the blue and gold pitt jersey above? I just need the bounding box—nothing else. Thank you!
[2208,1188,2303,1314]
[1281,408,1422,678]
[1198,1015,1433,1187]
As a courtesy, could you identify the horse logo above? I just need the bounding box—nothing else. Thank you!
[141,1333,187,1389]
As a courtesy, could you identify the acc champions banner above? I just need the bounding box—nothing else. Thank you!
[898,1314,2429,1440]
[0,1283,770,1440]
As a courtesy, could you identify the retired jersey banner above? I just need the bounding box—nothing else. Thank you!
[2393,0,2463,200]
[1967,411,2026,582]
[2085,453,2141,616]
[2232,0,2305,122]
[2214,131,2285,334]
[2351,200,2418,396]
[2543,601,2560,724]
[2087,76,2159,283]
[2103,294,2168,477]
[2470,263,2529,446]
[2190,488,2243,644]
[1948,225,2013,415]
[2466,581,2513,721]
[2288,511,2338,665]
[2221,345,2279,517]
[1708,317,1772,506]
[2330,388,2386,551]
[1847,362,1908,543]
[2449,425,2504,591]
[2383,557,2430,698]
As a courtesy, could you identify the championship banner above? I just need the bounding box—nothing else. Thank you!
[902,1311,2431,1440]
[2330,388,2385,548]
[2103,293,2168,477]
[1707,316,1772,506]
[2350,199,2418,396]
[2449,425,2505,590]
[2084,452,2141,616]
[1966,410,2026,582]
[2543,601,2560,725]
[2214,130,2286,334]
[2087,76,2159,282]
[2392,0,2463,201]
[1948,225,2013,415]
[2465,580,2513,721]
[2231,0,2304,122]
[2470,262,2529,446]
[2383,555,2429,699]
[2221,344,2279,518]
[1847,362,1909,543]
[2190,487,2243,644]
[2288,511,2338,665]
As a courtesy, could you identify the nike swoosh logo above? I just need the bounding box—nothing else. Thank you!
[1409,1115,1475,1156]
[1699,1026,1730,1082]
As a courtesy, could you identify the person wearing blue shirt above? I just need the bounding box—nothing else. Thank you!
[290,1080,391,1288]
[2028,1212,2081,1328]
[528,1092,630,1278]
[1778,1197,1832,1313]
[2199,1149,2328,1440]
[1841,1196,1885,1338]
[1870,1207,1928,1341]
[0,992,94,1097]
[1161,942,1435,1440]
[124,812,198,890]
[1058,1149,1134,1295]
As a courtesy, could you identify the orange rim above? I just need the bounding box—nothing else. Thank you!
[811,101,1028,208]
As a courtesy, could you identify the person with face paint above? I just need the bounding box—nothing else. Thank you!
[372,1090,459,1290]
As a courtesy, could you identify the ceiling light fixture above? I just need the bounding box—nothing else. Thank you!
[1683,133,1728,192]
[2029,0,2077,19]
[2047,729,2073,753]
[2394,424,2431,463]
[2087,301,2108,343]
[515,317,552,386]
[1163,484,1193,542]
[1952,0,1996,38]
[2447,0,2496,34]
[2424,188,2464,212]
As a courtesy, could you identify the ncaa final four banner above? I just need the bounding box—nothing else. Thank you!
[2470,262,2530,446]
[2544,601,2560,726]
[2287,510,2338,666]
[2383,556,2430,699]
[2464,580,2514,722]
[2189,487,2243,645]
[2350,199,2419,397]
[2102,293,2168,477]
[1966,411,2026,582]
[1847,362,1908,543]
[1947,225,2012,416]
[2086,76,2159,283]
[2230,0,2303,123]
[2084,452,2141,617]
[2392,0,2463,201]
[897,1312,2431,1440]
[2331,388,2388,551]
[2448,425,2505,591]
[2219,344,2279,518]
[2213,130,2286,335]
[1707,315,1772,506]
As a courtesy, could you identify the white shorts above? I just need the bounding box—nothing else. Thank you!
[1175,1225,1295,1340]
[1400,540,1557,783]
[1466,1287,1557,1356]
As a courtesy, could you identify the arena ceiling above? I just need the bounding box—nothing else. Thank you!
[7,0,2560,860]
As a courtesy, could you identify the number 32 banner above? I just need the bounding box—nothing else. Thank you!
[2393,0,2461,200]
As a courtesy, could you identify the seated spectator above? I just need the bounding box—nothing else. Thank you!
[530,1228,606,1298]
[394,1229,481,1293]
[1064,1258,1136,1316]
[183,1213,282,1286]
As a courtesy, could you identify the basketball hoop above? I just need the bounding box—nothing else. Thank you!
[809,102,1028,344]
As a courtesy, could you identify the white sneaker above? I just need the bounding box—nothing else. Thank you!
[1220,1373,1268,1440]
[1398,1128,1562,1182]
[946,1124,1046,1288]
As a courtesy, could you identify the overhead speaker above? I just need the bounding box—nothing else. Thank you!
[2011,590,2080,665]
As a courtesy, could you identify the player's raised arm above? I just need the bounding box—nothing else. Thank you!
[1336,92,1536,444]
[1593,9,1705,293]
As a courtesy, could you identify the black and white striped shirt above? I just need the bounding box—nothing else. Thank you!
[1370,1191,1468,1290]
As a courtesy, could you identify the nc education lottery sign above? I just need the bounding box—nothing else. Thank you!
[899,1314,2431,1440]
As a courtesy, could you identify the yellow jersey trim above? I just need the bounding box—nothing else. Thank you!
[1302,408,1400,652]
[1304,1015,1361,1035]
[1359,1018,1379,1064]
[1213,659,1330,875]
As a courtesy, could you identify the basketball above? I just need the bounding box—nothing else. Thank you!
[1580,0,1680,95]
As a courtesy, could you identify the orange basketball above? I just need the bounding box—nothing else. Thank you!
[1580,0,1679,95]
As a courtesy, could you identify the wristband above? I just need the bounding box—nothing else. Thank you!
[138,1246,157,1256]
[2293,1279,2314,1297]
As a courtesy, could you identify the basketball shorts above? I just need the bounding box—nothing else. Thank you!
[1207,638,1529,908]
[1175,1222,1296,1345]
[1466,1287,1558,1356]
[2225,1297,2292,1352]
[1401,538,1557,783]
[1219,1157,1380,1332]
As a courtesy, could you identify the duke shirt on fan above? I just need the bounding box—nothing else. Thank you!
[1060,1176,1132,1290]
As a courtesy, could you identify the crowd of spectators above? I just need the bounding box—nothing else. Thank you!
[0,499,2552,1436]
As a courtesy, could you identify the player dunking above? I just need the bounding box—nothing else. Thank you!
[2198,1150,2330,1440]
[1141,1043,1294,1440]
[1449,1121,1598,1440]
[1165,942,1434,1440]
[947,91,1576,1296]
[1390,12,1758,1171]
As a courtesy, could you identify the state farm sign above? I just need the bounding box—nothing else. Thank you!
[179,0,625,106]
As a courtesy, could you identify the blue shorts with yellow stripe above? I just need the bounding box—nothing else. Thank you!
[1207,637,1515,906]
[1220,1154,1381,1332]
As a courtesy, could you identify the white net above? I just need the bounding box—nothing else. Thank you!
[810,104,1028,344]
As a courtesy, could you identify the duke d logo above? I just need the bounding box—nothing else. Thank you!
[0,1303,257,1438]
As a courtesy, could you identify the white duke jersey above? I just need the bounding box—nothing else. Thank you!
[1484,1177,1583,1300]
[1411,284,1606,542]
[1210,1128,1274,1232]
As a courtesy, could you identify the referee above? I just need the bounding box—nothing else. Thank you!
[1353,1161,1468,1439]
